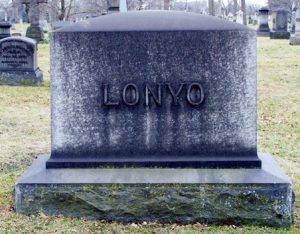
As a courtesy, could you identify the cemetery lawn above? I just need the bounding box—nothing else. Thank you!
[0,37,299,233]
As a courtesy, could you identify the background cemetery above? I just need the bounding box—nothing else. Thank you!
[0,0,300,233]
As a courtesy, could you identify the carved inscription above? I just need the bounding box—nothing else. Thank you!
[0,40,34,71]
[103,82,204,107]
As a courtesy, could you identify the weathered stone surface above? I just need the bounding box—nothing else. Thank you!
[14,153,294,227]
[48,11,260,168]
[270,10,290,39]
[0,36,43,86]
[257,7,270,37]
[26,25,44,42]
[0,69,42,85]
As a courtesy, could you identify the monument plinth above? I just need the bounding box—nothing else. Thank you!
[14,11,293,227]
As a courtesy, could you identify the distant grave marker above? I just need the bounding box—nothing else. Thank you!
[0,36,43,85]
[21,0,48,42]
[257,6,270,36]
[290,8,300,45]
[270,9,290,39]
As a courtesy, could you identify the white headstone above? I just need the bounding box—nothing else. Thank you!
[290,8,300,45]
[236,10,243,24]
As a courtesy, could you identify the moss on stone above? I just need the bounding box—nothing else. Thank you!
[15,183,293,227]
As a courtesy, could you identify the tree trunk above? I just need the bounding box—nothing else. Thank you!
[59,0,65,21]
[208,0,215,16]
[241,0,246,25]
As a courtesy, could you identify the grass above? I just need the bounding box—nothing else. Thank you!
[0,36,299,233]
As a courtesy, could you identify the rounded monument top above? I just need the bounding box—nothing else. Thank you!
[0,36,36,44]
[55,11,251,33]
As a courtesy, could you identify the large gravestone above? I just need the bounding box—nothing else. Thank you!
[257,7,270,36]
[290,8,300,45]
[270,9,290,39]
[0,36,43,85]
[14,11,293,227]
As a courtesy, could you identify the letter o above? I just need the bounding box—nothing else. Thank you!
[122,83,139,106]
[186,83,204,106]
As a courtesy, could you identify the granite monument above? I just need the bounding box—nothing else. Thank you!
[14,11,293,227]
[0,36,43,85]
[270,9,290,39]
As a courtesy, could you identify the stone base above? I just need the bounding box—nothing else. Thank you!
[289,35,300,45]
[257,31,270,37]
[26,26,44,42]
[270,31,290,39]
[14,153,294,227]
[0,68,43,86]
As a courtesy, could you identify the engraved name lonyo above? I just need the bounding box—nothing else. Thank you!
[103,82,204,107]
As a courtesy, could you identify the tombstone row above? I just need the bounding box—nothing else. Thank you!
[257,6,300,43]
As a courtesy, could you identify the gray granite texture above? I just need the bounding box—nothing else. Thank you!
[49,11,259,168]
[0,36,43,85]
[14,153,294,227]
[270,10,290,39]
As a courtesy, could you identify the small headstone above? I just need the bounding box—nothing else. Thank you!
[253,13,258,25]
[11,32,22,36]
[270,9,290,39]
[291,7,297,34]
[0,9,5,21]
[290,8,300,45]
[39,19,48,32]
[227,12,234,22]
[107,0,120,13]
[257,6,270,36]
[0,36,43,85]
[14,11,293,227]
[248,16,253,24]
[236,10,243,24]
